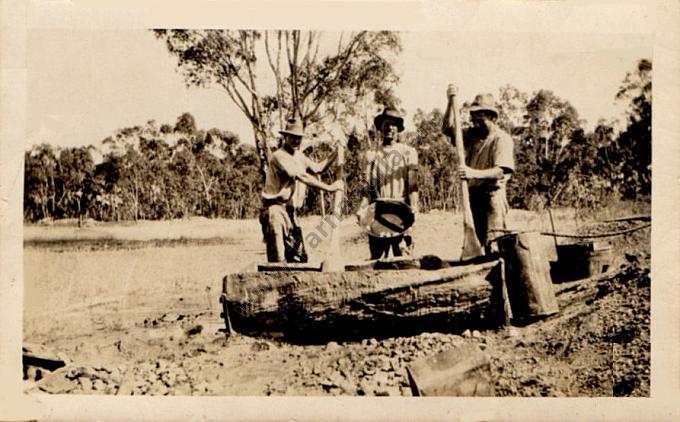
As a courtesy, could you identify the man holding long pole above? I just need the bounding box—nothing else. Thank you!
[442,85,515,257]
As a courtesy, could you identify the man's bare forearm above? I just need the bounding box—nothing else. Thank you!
[298,173,337,192]
[409,191,419,213]
[466,166,505,180]
[441,98,455,140]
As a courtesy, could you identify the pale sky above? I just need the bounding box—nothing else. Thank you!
[26,30,652,150]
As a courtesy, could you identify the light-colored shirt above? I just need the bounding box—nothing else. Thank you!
[261,149,307,203]
[366,142,418,203]
[463,127,515,191]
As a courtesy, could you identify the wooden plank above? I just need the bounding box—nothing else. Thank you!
[407,343,493,396]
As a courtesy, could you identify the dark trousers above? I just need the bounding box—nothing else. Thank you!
[368,234,413,260]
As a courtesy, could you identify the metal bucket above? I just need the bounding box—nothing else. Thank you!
[497,231,559,320]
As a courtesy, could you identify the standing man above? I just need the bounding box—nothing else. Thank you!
[287,134,340,260]
[442,87,515,253]
[357,106,419,259]
[260,118,343,263]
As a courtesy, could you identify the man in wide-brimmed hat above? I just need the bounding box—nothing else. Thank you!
[260,117,343,263]
[356,106,420,259]
[442,88,515,253]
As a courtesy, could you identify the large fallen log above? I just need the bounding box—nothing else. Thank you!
[221,259,505,340]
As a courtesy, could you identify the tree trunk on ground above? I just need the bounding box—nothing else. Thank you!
[222,260,504,341]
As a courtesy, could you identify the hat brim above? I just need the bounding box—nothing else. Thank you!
[365,199,415,237]
[374,115,405,132]
[279,129,304,138]
[469,106,499,117]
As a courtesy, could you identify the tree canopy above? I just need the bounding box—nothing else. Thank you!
[153,30,402,179]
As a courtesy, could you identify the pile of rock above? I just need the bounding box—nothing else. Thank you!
[121,359,193,395]
[285,331,486,396]
[29,365,122,394]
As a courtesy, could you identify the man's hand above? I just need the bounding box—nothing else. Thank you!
[330,180,345,192]
[447,84,459,100]
[355,198,369,226]
[456,165,472,180]
[457,165,504,180]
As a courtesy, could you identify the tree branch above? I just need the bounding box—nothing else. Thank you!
[299,31,366,109]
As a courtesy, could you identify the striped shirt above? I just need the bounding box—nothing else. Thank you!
[366,143,418,203]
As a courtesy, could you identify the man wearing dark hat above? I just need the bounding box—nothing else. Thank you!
[260,118,344,263]
[442,86,515,253]
[357,106,419,259]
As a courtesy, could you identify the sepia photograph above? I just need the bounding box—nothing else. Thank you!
[21,27,654,398]
[2,0,679,420]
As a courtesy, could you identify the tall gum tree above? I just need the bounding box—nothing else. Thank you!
[153,30,402,180]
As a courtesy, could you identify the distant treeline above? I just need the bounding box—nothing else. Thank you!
[24,60,651,223]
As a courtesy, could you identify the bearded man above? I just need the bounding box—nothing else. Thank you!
[442,87,515,253]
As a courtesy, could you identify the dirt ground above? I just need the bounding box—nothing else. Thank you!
[23,205,650,396]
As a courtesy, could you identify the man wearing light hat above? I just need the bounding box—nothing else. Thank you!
[357,106,420,259]
[442,87,515,253]
[260,118,344,263]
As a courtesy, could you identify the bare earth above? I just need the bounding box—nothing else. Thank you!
[23,207,650,396]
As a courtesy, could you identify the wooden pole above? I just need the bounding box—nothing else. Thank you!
[321,141,345,272]
[446,85,484,260]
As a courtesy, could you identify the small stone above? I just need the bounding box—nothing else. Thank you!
[109,367,121,382]
[38,369,76,394]
[66,366,84,379]
[185,325,203,336]
[93,379,106,391]
[321,379,338,390]
[368,338,378,347]
[374,373,390,387]
[462,329,472,338]
[325,341,341,351]
[251,341,270,352]
[358,380,374,396]
[363,366,376,376]
[80,377,93,392]
[378,357,392,372]
[505,327,519,338]
[472,330,482,339]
